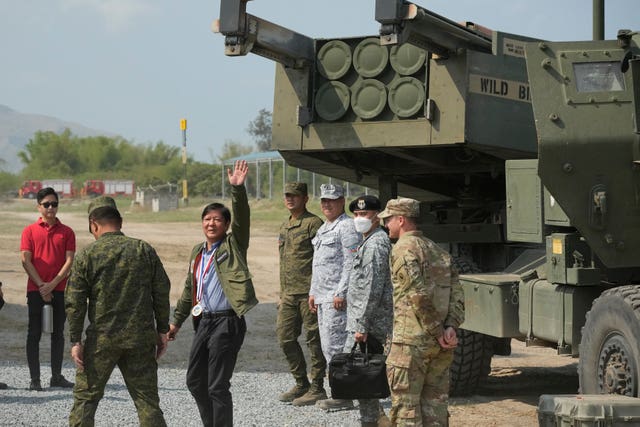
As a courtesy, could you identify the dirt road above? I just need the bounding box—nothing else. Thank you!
[0,202,578,426]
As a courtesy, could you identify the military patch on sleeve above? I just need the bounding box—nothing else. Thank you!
[216,251,229,263]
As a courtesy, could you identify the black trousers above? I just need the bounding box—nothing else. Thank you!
[27,290,66,380]
[186,314,246,427]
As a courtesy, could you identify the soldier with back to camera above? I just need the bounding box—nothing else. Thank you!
[379,197,464,427]
[65,196,171,427]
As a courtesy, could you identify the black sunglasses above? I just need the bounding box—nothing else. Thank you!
[40,202,59,208]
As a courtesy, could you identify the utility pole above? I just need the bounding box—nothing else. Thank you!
[180,118,189,206]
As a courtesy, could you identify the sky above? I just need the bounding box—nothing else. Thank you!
[1,0,638,164]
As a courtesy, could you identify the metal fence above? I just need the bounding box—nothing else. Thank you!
[221,153,372,200]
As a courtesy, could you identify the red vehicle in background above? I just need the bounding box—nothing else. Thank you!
[42,179,74,198]
[19,179,74,198]
[81,180,135,197]
[82,180,105,197]
[19,180,42,199]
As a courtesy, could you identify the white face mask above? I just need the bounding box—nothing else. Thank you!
[353,216,373,234]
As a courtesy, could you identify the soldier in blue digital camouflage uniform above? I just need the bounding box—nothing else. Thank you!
[65,196,171,427]
[379,198,465,427]
[309,183,361,411]
[344,195,393,427]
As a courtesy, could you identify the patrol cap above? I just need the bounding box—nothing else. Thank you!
[320,183,344,200]
[88,196,118,216]
[349,195,381,212]
[284,182,308,196]
[378,197,420,219]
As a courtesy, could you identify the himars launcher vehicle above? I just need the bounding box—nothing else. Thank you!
[216,0,640,397]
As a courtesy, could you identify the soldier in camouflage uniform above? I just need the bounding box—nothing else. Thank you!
[65,196,171,427]
[277,182,327,405]
[379,198,464,427]
[344,195,393,427]
[309,183,361,411]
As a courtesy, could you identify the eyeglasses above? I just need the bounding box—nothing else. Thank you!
[40,202,59,208]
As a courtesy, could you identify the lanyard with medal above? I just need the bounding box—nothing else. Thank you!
[192,241,221,316]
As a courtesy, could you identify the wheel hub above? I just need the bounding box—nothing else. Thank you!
[598,335,635,396]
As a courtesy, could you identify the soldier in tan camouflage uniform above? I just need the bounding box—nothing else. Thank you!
[277,182,327,405]
[344,195,393,427]
[379,198,464,427]
[65,196,171,427]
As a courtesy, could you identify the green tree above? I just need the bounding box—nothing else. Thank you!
[189,162,222,196]
[246,109,272,152]
[18,130,181,186]
[0,171,20,195]
[218,139,253,162]
[14,129,235,197]
[19,129,81,177]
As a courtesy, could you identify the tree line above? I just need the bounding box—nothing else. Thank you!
[0,110,273,197]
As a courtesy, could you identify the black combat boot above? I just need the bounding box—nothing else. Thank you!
[50,374,74,388]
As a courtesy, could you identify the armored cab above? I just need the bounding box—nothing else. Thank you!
[216,0,640,397]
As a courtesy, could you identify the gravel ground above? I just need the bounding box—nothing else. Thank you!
[0,362,376,426]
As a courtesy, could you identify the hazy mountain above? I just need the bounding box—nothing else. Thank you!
[0,104,114,173]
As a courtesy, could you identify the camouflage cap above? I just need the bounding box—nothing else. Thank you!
[349,195,381,212]
[88,196,118,215]
[284,182,308,196]
[378,197,420,219]
[320,183,344,200]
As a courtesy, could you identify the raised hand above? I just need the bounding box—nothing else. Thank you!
[227,160,249,186]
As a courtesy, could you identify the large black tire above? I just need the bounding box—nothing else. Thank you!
[450,328,493,396]
[449,256,494,396]
[578,285,640,396]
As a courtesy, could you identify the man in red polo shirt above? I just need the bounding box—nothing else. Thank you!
[20,187,76,391]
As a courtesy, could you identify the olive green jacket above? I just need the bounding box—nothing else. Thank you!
[278,210,323,295]
[173,184,258,328]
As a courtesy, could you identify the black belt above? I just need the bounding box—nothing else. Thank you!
[202,309,236,319]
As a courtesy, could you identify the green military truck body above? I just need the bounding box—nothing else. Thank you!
[216,0,640,397]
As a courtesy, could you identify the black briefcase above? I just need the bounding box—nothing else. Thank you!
[329,342,390,400]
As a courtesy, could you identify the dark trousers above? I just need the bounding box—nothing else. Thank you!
[186,314,246,427]
[27,290,66,380]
